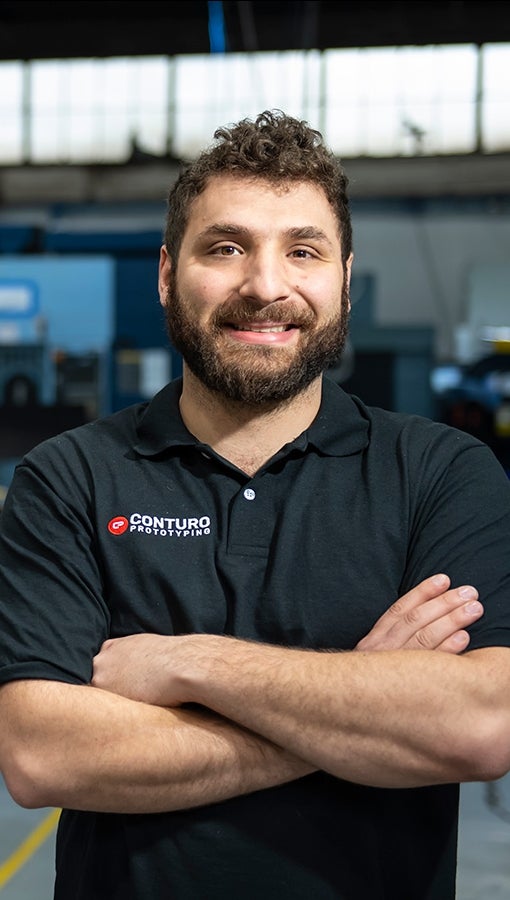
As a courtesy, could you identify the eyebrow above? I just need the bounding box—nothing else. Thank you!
[195,223,335,248]
[285,226,335,248]
[195,223,249,240]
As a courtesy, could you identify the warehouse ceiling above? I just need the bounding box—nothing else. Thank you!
[1,0,510,60]
[1,0,509,203]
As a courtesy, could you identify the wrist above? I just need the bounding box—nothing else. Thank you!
[176,634,233,705]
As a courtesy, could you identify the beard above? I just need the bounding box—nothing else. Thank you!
[164,277,350,407]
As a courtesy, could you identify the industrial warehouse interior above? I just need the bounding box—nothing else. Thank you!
[0,2,509,897]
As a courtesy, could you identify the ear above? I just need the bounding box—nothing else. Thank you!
[344,253,354,312]
[158,246,172,308]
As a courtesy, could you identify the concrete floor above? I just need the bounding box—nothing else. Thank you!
[0,779,56,899]
[457,777,510,899]
[1,775,510,898]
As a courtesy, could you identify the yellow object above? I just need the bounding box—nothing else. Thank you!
[0,808,60,890]
[495,404,510,437]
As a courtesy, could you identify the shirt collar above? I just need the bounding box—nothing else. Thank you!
[304,376,369,457]
[133,379,196,457]
[133,376,369,459]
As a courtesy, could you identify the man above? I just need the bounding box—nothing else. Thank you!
[0,110,509,899]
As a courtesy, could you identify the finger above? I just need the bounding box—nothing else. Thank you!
[399,585,480,639]
[390,574,452,617]
[356,584,481,652]
[395,573,451,611]
[365,574,451,642]
[434,630,471,654]
[405,596,483,651]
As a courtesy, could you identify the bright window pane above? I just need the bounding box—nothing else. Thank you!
[32,61,62,112]
[31,57,168,162]
[0,62,24,162]
[18,45,510,163]
[173,51,322,158]
[324,45,477,156]
[482,44,510,152]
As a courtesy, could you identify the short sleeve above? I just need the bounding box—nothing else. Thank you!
[0,442,111,685]
[402,435,510,651]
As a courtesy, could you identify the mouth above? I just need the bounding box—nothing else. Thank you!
[223,321,299,345]
[230,324,294,333]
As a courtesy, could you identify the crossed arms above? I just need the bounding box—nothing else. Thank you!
[2,573,510,814]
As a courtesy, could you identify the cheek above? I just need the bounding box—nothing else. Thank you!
[176,275,211,313]
[181,266,225,302]
[306,282,339,312]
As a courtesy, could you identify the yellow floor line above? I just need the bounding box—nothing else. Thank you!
[0,808,60,890]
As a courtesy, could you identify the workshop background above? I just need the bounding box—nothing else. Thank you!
[0,3,509,897]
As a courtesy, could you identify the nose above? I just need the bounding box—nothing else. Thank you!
[238,249,292,306]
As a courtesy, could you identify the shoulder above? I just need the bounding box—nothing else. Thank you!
[347,394,510,506]
[21,402,148,469]
[7,403,149,511]
[354,395,489,463]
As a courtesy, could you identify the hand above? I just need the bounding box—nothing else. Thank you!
[355,574,482,653]
[92,574,483,707]
[92,632,221,707]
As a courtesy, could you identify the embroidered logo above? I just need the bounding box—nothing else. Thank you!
[108,513,211,538]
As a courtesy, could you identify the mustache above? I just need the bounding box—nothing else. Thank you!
[211,300,316,328]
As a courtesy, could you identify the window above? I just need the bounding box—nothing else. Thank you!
[0,63,24,163]
[323,45,477,157]
[482,44,510,152]
[31,57,168,163]
[173,51,322,158]
[1,45,508,165]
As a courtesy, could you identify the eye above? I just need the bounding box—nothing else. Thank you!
[212,244,241,256]
[290,248,316,259]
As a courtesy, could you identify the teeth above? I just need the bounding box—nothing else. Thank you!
[250,326,287,333]
[232,325,289,332]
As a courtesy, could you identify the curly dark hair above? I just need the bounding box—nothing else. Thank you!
[164,109,352,266]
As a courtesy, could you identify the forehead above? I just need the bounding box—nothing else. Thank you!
[185,175,340,238]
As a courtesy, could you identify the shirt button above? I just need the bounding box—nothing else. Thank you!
[243,488,256,501]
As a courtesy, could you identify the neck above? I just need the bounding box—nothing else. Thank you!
[179,368,323,476]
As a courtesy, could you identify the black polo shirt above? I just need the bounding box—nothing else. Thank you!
[1,376,509,899]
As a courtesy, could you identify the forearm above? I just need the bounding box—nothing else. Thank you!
[0,680,313,813]
[181,639,510,788]
[89,579,505,790]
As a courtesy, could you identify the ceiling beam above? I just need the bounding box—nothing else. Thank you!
[1,1,509,61]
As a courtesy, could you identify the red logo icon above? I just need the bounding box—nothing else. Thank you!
[108,516,129,535]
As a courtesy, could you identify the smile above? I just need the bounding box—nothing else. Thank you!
[230,324,293,333]
[224,322,299,346]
